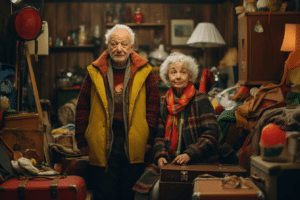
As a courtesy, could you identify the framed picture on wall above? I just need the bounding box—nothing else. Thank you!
[171,19,194,45]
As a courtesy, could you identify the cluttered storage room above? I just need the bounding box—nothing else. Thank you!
[1,0,300,199]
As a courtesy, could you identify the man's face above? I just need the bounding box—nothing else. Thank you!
[107,29,134,66]
[168,62,190,89]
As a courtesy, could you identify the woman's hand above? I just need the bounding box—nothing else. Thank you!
[171,153,190,165]
[158,157,168,169]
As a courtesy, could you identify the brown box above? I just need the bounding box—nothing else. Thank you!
[0,128,44,161]
[4,113,42,130]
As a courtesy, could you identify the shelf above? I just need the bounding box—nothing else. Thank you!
[50,45,95,51]
[106,23,166,28]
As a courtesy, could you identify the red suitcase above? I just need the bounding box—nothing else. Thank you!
[0,175,86,200]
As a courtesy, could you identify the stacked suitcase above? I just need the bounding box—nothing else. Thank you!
[159,163,247,200]
[192,176,264,200]
[0,175,87,200]
[250,156,300,200]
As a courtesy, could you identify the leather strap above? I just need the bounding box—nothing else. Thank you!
[222,175,253,189]
[16,175,65,200]
[50,176,60,199]
[17,178,29,200]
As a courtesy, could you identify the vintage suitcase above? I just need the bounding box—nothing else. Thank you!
[250,156,300,200]
[61,156,91,190]
[192,176,264,200]
[159,163,248,200]
[0,175,87,200]
[161,163,247,182]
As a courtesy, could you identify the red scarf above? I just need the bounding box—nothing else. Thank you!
[165,81,195,155]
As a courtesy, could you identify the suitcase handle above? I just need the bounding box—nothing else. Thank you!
[251,174,264,184]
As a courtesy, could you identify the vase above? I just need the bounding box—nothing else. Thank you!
[133,8,144,24]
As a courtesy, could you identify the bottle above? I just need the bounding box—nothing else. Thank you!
[93,25,102,59]
[133,8,144,24]
[78,25,87,46]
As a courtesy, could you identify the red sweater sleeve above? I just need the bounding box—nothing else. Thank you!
[145,71,160,146]
[75,74,91,150]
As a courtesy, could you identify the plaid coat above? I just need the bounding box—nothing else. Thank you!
[133,90,221,194]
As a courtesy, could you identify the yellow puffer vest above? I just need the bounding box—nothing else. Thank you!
[86,64,152,167]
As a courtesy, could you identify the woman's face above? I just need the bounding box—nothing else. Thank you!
[168,62,190,89]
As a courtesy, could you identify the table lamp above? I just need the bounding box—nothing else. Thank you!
[280,24,300,52]
[187,22,226,69]
[280,24,300,88]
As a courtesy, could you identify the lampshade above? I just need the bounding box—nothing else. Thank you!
[187,22,226,48]
[280,24,300,52]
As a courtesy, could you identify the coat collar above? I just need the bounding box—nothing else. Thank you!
[92,50,148,81]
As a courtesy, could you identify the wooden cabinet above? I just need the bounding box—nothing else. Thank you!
[238,12,300,85]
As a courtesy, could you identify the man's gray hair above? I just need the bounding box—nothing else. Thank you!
[160,52,199,87]
[105,24,135,45]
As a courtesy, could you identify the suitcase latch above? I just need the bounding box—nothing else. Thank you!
[181,171,188,181]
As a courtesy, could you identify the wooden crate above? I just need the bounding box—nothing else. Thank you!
[4,113,42,130]
[0,128,44,161]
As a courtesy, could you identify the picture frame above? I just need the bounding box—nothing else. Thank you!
[171,19,194,45]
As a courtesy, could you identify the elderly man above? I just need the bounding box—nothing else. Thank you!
[75,24,160,200]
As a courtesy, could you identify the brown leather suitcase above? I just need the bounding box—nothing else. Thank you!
[0,175,86,200]
[192,177,264,200]
[161,163,247,182]
[159,164,248,200]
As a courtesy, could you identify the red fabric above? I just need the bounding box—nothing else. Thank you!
[165,82,195,155]
[232,86,251,101]
[199,69,214,94]
[215,105,224,115]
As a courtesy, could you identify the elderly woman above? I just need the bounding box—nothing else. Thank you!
[133,52,221,200]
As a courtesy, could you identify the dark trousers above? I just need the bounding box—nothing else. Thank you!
[90,136,144,200]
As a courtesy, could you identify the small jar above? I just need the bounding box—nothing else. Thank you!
[246,0,257,12]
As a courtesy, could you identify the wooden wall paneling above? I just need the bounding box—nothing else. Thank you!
[89,2,102,61]
[162,4,170,46]
[42,3,57,101]
[78,2,91,70]
[0,0,11,63]
[67,2,80,72]
[55,3,68,74]
[149,4,165,50]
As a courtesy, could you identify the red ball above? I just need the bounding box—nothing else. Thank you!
[215,105,224,115]
[260,123,286,147]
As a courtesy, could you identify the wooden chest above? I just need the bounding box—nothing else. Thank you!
[238,12,300,85]
[4,113,42,130]
[0,128,44,161]
[250,156,300,200]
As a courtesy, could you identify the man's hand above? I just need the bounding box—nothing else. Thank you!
[171,153,190,165]
[158,157,168,169]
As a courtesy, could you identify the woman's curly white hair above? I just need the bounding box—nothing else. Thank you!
[160,52,199,87]
[105,24,135,45]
